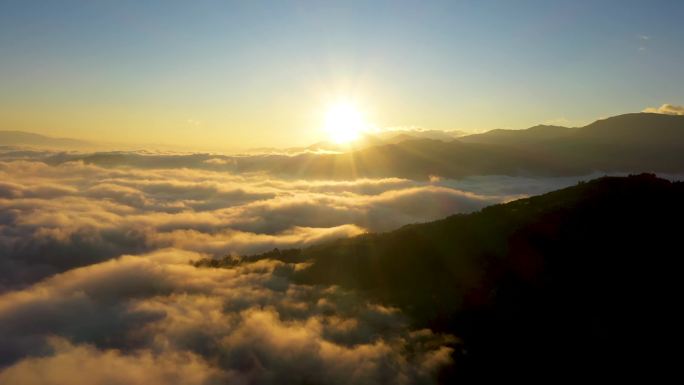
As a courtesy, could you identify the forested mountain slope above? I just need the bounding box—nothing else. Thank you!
[199,174,683,380]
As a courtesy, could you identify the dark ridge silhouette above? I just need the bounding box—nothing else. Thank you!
[459,124,578,145]
[461,112,684,173]
[460,113,684,146]
[197,174,683,381]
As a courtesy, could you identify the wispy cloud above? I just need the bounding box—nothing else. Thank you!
[542,117,587,127]
[637,34,651,52]
[643,103,684,115]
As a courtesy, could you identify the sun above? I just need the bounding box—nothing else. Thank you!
[324,102,367,144]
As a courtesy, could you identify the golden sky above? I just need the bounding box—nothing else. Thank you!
[1,1,682,151]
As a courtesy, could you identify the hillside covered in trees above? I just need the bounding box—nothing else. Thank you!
[198,174,682,381]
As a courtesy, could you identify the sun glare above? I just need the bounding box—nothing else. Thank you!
[324,102,367,144]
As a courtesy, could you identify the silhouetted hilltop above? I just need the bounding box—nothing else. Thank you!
[198,174,683,380]
[575,112,684,145]
[459,113,684,173]
[459,124,577,145]
[460,113,684,147]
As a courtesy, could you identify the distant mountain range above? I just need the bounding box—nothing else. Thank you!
[12,112,684,179]
[1,127,464,154]
[247,128,466,154]
[218,112,682,179]
[0,130,92,149]
[460,112,684,147]
[254,112,684,179]
[197,173,682,380]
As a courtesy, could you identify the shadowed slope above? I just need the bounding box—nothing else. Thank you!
[461,112,684,173]
[459,124,577,145]
[201,174,683,380]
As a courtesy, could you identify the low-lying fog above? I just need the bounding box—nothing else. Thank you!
[0,149,668,384]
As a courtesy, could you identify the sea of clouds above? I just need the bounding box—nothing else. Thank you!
[0,149,616,384]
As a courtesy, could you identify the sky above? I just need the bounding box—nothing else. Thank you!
[1,0,683,151]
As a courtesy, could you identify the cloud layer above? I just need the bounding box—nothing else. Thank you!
[0,155,523,289]
[0,249,455,384]
[643,103,684,115]
[0,149,617,383]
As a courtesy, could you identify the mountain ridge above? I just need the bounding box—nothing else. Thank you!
[29,112,684,179]
[196,173,683,380]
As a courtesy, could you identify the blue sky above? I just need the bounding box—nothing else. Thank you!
[1,0,683,149]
